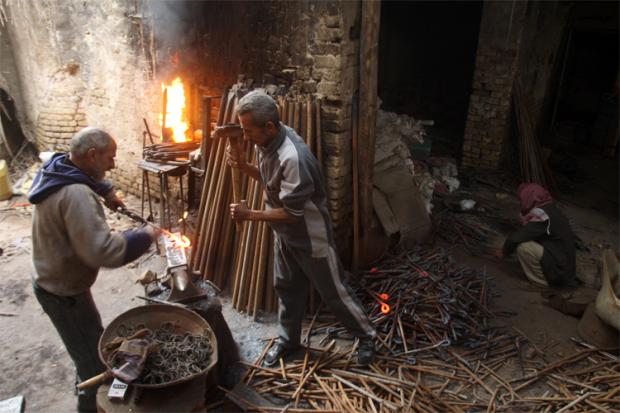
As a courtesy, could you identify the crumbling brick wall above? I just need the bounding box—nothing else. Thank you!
[1,0,157,196]
[258,1,361,252]
[36,69,88,152]
[3,0,359,253]
[461,1,527,170]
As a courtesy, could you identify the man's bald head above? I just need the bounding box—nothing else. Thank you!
[70,127,114,159]
[69,127,117,181]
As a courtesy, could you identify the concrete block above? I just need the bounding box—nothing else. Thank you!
[317,81,341,99]
[316,27,342,43]
[323,14,341,28]
[323,131,348,154]
[309,42,341,56]
[314,54,341,69]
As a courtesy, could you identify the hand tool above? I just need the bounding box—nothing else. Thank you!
[77,338,155,389]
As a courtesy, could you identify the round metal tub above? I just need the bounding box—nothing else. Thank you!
[98,304,218,389]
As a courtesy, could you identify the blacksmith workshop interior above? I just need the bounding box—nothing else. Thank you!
[0,1,618,412]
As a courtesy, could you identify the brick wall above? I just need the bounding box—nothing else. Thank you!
[461,1,527,169]
[35,70,88,152]
[3,0,360,253]
[238,1,361,252]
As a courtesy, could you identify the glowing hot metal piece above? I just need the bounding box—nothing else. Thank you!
[378,293,390,314]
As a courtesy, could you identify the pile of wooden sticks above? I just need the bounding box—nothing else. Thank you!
[223,247,619,412]
[513,78,557,192]
[189,86,324,316]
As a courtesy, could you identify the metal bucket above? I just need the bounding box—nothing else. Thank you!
[98,304,218,388]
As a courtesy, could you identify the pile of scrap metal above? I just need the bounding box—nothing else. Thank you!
[143,141,200,165]
[224,246,619,413]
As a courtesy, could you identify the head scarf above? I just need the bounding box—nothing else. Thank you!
[517,183,553,226]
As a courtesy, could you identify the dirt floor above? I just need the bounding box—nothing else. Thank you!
[0,153,617,412]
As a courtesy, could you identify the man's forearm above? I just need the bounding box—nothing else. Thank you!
[241,163,261,181]
[247,207,301,224]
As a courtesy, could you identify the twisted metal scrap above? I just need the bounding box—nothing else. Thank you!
[111,321,212,385]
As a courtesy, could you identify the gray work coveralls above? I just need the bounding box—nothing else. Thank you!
[257,124,376,347]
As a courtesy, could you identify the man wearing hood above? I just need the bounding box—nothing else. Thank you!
[498,183,577,288]
[29,127,158,412]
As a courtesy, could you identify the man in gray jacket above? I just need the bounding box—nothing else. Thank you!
[29,127,158,412]
[228,91,376,367]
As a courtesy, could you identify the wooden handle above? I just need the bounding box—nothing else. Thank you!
[77,370,113,390]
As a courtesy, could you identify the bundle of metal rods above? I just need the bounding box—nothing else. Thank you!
[143,141,200,163]
[356,246,494,351]
[229,247,619,412]
[433,210,503,256]
[189,88,324,317]
[513,77,557,193]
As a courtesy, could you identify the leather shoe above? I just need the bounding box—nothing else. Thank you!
[264,342,297,367]
[357,337,375,366]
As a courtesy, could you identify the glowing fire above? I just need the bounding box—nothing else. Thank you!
[378,293,391,314]
[178,211,189,224]
[165,231,191,250]
[160,77,189,142]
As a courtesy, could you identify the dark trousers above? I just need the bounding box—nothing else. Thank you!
[274,238,375,347]
[33,282,105,410]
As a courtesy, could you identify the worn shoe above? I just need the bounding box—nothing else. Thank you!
[264,342,297,367]
[357,337,375,366]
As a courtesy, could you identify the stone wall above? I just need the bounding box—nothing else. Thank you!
[461,1,527,170]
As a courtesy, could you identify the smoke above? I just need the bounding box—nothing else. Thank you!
[142,0,199,79]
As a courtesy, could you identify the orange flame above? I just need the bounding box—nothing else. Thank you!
[160,77,189,142]
[167,232,191,249]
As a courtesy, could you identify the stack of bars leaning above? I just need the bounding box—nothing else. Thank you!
[189,85,324,317]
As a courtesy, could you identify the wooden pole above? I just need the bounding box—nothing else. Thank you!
[301,102,308,141]
[162,87,168,142]
[200,96,213,169]
[315,99,323,173]
[351,93,360,271]
[358,0,381,258]
[283,99,290,127]
[306,96,314,155]
[214,187,235,287]
[288,97,295,128]
[296,101,303,134]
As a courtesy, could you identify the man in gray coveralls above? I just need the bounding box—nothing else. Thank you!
[228,90,376,366]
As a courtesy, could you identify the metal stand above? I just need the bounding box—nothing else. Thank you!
[138,160,187,231]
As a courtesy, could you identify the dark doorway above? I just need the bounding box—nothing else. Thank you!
[378,1,483,158]
[0,89,28,161]
[551,29,619,149]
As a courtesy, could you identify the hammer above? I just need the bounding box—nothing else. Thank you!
[212,124,245,231]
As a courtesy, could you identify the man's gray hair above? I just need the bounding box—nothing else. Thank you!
[236,90,280,126]
[70,127,114,157]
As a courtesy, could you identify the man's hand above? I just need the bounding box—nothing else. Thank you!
[143,225,162,241]
[226,142,247,171]
[230,200,252,221]
[104,191,126,211]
